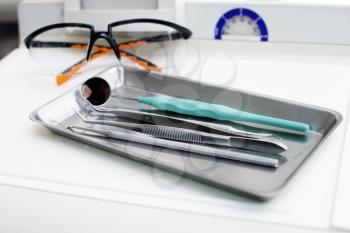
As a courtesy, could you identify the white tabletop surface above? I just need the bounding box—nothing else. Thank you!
[332,101,350,230]
[0,40,350,232]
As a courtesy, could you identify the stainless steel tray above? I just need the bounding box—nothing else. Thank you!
[30,66,342,201]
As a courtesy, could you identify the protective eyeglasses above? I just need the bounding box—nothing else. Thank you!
[24,18,192,85]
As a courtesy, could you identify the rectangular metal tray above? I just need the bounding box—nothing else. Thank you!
[30,66,342,201]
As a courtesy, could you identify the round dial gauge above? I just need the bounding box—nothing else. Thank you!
[215,8,268,42]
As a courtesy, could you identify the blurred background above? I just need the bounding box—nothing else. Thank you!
[0,0,20,59]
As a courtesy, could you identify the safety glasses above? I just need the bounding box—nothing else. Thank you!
[24,18,192,85]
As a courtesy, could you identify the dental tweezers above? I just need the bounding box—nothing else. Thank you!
[68,125,280,168]
[73,106,287,154]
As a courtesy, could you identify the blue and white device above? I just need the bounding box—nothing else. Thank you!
[214,8,268,42]
[186,0,350,45]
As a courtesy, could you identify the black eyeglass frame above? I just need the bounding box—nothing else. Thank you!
[24,18,192,62]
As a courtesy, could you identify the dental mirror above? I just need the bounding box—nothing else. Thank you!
[81,77,111,106]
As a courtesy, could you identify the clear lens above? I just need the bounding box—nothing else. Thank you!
[111,22,197,76]
[28,26,91,75]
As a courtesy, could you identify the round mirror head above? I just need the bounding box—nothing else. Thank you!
[81,77,111,106]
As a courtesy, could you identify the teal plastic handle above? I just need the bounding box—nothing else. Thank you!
[138,96,310,133]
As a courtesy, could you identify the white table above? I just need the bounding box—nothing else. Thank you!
[0,40,350,232]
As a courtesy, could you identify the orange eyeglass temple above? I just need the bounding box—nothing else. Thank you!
[56,51,107,85]
[56,42,162,85]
